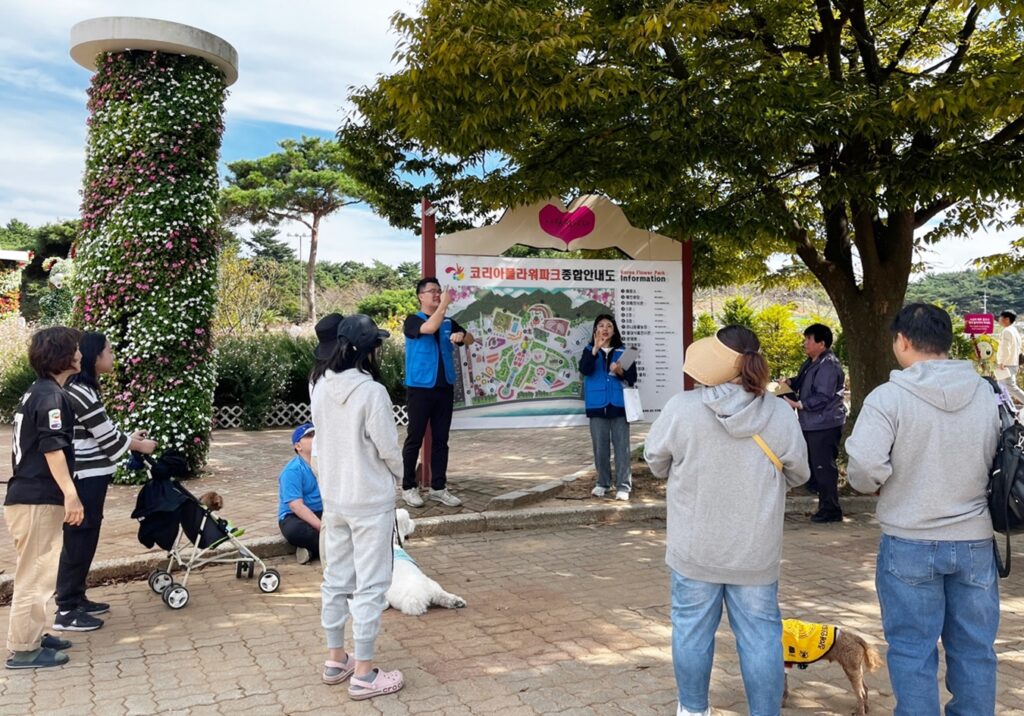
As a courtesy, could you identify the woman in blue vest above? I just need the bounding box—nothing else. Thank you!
[580,314,637,500]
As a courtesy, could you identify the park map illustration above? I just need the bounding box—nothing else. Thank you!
[450,287,612,412]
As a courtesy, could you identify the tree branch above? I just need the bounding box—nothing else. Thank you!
[659,39,689,81]
[814,0,845,82]
[913,196,957,228]
[883,0,937,78]
[837,0,882,85]
[946,4,981,76]
[988,114,1024,146]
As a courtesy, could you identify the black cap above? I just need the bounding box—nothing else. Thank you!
[314,313,344,360]
[337,314,389,354]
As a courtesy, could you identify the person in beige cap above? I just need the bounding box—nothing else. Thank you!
[644,325,810,716]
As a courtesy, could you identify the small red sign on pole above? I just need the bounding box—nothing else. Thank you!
[963,313,994,335]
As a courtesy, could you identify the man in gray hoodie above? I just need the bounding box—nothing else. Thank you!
[846,303,1000,715]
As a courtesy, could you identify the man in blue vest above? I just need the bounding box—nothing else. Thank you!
[401,277,474,507]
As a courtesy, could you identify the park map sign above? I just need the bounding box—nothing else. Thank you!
[434,196,685,429]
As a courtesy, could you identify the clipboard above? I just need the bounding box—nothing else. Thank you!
[617,346,638,371]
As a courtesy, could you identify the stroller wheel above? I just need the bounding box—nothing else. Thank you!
[162,583,190,609]
[235,562,246,579]
[258,569,281,594]
[148,570,173,594]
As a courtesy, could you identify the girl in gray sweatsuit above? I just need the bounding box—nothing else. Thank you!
[645,326,809,716]
[311,315,405,701]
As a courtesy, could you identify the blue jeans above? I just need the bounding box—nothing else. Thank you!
[670,571,783,715]
[589,415,631,492]
[876,534,1000,715]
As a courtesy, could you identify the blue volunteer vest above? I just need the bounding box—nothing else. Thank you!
[583,346,627,410]
[405,311,456,388]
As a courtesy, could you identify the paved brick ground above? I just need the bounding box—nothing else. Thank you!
[2,515,1023,715]
[0,424,647,571]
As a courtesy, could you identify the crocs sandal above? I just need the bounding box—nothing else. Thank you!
[322,655,356,685]
[5,647,69,670]
[348,668,404,700]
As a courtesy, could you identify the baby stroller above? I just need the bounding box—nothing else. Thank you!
[129,451,281,609]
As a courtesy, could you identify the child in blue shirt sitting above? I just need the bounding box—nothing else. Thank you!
[278,423,323,564]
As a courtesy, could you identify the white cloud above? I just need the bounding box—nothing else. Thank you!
[272,207,421,266]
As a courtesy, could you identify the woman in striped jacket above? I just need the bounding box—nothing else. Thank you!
[53,332,157,632]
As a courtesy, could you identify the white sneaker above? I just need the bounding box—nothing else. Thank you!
[402,488,425,508]
[615,490,630,501]
[295,547,311,565]
[677,705,710,716]
[427,488,462,507]
[591,486,607,498]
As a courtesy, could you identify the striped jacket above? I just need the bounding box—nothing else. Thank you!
[64,382,132,480]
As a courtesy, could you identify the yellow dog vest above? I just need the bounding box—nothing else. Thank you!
[782,619,837,667]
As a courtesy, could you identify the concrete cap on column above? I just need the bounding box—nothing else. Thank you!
[70,16,238,85]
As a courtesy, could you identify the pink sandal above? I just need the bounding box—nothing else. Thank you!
[322,655,355,685]
[347,668,404,700]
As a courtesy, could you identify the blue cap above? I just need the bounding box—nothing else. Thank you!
[291,422,315,445]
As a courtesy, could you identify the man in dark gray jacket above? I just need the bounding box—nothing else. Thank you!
[847,303,1000,715]
[779,323,847,522]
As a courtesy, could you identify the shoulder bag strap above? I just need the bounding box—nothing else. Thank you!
[752,434,784,473]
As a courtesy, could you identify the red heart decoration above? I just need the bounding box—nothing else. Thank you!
[538,204,596,245]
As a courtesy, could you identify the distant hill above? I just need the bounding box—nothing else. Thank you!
[905,270,1024,314]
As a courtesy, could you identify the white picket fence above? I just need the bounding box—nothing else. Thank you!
[212,403,409,429]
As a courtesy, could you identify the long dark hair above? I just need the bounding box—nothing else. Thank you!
[592,313,624,349]
[717,325,770,395]
[309,356,331,387]
[68,331,108,393]
[326,338,383,383]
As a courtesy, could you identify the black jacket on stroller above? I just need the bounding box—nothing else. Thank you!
[130,452,191,551]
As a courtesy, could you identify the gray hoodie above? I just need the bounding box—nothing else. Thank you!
[645,384,810,585]
[310,369,403,518]
[846,360,999,541]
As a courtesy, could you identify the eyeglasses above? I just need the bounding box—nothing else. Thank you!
[419,289,442,295]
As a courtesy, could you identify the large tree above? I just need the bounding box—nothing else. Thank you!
[344,0,1024,416]
[221,136,373,320]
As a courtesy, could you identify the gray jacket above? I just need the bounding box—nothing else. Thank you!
[645,384,810,585]
[846,360,999,541]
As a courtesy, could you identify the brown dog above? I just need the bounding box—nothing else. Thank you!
[198,491,224,512]
[781,619,883,715]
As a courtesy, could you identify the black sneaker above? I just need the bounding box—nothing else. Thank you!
[810,511,844,524]
[40,634,72,650]
[53,607,104,632]
[79,599,110,615]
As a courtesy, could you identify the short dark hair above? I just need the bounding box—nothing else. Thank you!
[803,323,833,348]
[592,314,624,349]
[416,277,441,294]
[1000,310,1017,324]
[29,326,82,379]
[890,303,952,355]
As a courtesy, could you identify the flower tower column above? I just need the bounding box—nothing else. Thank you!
[70,18,238,473]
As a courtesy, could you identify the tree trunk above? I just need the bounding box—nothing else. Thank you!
[306,218,319,322]
[797,207,915,424]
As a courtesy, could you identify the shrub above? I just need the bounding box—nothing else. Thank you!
[357,289,418,321]
[214,336,289,430]
[0,318,34,421]
[265,333,317,404]
[754,303,805,378]
[377,335,407,405]
[694,312,718,340]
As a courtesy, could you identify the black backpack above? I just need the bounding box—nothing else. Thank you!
[984,377,1024,577]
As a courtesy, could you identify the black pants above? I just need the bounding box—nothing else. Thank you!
[805,427,843,517]
[402,385,454,490]
[279,511,322,557]
[56,476,110,611]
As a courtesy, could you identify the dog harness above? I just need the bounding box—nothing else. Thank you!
[782,619,837,669]
[393,546,417,566]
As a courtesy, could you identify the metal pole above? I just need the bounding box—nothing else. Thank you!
[682,239,695,390]
[418,198,437,489]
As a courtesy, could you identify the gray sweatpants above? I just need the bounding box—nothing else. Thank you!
[320,510,394,660]
[999,366,1024,407]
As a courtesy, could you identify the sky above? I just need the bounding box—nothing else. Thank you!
[0,0,1018,272]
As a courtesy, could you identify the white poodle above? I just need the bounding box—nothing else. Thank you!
[386,509,467,616]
